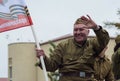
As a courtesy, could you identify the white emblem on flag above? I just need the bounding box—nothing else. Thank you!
[0,0,33,32]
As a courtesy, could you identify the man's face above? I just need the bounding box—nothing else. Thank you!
[73,24,89,43]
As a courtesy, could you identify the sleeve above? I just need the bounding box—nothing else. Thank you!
[92,26,110,55]
[38,42,65,72]
[113,49,120,64]
[116,49,120,63]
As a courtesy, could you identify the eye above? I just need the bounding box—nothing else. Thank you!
[79,29,84,31]
[74,28,78,31]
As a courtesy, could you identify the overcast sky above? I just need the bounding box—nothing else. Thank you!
[0,0,120,77]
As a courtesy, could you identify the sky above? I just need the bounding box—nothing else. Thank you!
[0,0,120,77]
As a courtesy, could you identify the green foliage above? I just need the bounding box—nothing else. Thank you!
[35,61,40,67]
[49,41,56,49]
[47,70,59,81]
[104,9,120,29]
[104,22,120,29]
[48,41,59,81]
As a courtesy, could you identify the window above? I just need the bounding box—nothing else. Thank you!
[9,66,12,81]
[9,58,12,81]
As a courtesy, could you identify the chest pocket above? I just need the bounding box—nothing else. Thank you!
[78,45,95,64]
[63,53,79,65]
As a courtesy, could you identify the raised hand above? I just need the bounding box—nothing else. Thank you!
[80,15,99,30]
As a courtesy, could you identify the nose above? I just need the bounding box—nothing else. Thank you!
[76,30,81,34]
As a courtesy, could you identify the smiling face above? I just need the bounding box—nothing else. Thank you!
[73,24,89,44]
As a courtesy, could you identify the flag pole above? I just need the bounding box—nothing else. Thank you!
[30,25,49,81]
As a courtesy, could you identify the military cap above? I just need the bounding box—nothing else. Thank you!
[74,18,87,25]
[115,35,120,44]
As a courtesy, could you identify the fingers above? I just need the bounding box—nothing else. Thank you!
[81,15,91,21]
[86,14,91,20]
[80,16,89,21]
[80,15,97,29]
[36,48,45,58]
[80,16,89,25]
[80,15,92,25]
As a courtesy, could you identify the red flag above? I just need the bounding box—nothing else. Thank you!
[0,0,33,33]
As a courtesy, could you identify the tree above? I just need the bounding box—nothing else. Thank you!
[104,9,120,29]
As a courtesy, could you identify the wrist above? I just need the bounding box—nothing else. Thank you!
[93,25,100,30]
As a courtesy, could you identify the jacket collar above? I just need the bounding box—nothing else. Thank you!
[73,38,87,47]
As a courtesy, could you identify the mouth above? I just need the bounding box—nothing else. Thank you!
[74,33,86,41]
[75,34,84,38]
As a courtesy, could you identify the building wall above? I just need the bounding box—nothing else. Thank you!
[8,43,37,81]
[105,38,116,60]
[8,37,116,81]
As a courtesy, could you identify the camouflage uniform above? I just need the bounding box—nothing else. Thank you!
[94,57,114,81]
[38,27,109,81]
[112,35,120,80]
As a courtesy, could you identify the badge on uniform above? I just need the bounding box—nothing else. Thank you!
[80,72,85,77]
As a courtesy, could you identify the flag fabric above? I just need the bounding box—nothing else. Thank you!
[0,0,33,33]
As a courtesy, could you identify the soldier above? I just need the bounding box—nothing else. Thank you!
[36,15,110,81]
[112,35,120,81]
[94,46,115,81]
